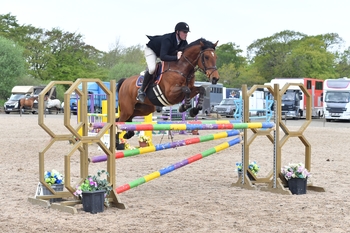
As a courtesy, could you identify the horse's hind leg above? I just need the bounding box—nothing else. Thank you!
[178,86,192,113]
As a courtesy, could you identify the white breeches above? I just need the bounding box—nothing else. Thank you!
[144,46,157,74]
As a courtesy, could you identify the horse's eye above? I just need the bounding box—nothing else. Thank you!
[205,56,209,60]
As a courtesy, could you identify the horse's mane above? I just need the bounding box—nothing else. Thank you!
[182,38,216,51]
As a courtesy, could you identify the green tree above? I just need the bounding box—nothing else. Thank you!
[44,28,106,81]
[0,36,26,99]
[248,30,341,80]
[108,63,145,81]
[282,37,336,79]
[215,42,246,69]
[334,48,350,78]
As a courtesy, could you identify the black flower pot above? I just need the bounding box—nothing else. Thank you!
[116,143,125,150]
[287,178,307,195]
[82,190,105,213]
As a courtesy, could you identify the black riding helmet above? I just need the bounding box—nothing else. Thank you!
[175,22,190,32]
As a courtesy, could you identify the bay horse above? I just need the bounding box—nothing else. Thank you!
[19,95,38,116]
[116,38,220,139]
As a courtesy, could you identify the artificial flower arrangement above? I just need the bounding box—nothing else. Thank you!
[119,138,135,150]
[236,161,260,175]
[44,169,64,185]
[138,135,151,145]
[281,163,310,180]
[73,170,112,205]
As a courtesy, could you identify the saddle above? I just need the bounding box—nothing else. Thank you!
[136,62,164,87]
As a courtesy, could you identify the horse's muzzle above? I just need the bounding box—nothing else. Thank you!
[211,77,219,84]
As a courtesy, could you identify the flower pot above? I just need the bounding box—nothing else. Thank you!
[116,143,125,150]
[287,178,307,195]
[41,183,64,203]
[139,141,148,147]
[191,130,199,135]
[82,190,105,213]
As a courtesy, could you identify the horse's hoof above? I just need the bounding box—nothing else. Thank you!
[123,131,135,139]
[190,108,199,117]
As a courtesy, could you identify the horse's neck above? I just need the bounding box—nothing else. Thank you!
[179,46,201,72]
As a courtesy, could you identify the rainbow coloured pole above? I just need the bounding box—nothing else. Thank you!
[115,122,274,132]
[92,120,272,129]
[115,137,241,194]
[91,130,241,163]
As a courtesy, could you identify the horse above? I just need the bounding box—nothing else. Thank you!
[44,96,62,114]
[19,95,38,116]
[116,38,220,139]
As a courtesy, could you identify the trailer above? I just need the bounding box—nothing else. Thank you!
[323,77,350,122]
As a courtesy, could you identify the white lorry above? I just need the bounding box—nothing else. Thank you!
[323,77,350,122]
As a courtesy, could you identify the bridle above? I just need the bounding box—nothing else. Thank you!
[162,47,218,84]
[182,48,218,79]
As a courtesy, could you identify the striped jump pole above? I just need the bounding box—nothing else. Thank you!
[156,119,241,124]
[90,130,242,163]
[92,119,243,129]
[116,122,274,132]
[115,137,241,194]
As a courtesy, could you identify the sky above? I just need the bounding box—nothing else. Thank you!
[2,0,350,54]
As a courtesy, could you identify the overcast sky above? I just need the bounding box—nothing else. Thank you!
[2,0,350,54]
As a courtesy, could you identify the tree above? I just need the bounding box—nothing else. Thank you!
[0,36,26,99]
[215,42,246,69]
[283,37,337,79]
[334,48,350,78]
[44,28,106,81]
[247,30,341,80]
[108,63,145,81]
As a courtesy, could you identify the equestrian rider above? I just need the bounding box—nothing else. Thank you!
[136,22,190,103]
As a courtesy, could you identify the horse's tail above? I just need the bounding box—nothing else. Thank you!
[116,78,126,93]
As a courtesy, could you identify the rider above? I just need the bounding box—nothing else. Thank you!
[136,22,190,103]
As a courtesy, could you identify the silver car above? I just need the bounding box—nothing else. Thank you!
[213,98,237,118]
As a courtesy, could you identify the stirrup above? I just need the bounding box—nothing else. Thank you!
[136,92,146,102]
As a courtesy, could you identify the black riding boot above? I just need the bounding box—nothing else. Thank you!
[137,71,152,103]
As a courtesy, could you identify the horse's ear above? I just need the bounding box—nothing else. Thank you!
[200,41,204,47]
[214,41,219,48]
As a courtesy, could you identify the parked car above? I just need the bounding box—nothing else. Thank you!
[162,103,188,120]
[212,98,238,118]
[4,93,27,114]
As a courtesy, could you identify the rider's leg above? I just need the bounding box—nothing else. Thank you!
[137,46,157,102]
[137,71,152,102]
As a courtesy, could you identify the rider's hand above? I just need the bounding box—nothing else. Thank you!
[177,51,182,60]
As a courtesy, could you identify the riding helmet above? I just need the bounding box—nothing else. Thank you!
[175,22,190,32]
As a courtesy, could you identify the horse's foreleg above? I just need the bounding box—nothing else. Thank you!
[189,86,206,117]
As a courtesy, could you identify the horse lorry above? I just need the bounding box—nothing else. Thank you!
[4,86,34,114]
[323,77,350,122]
[264,78,324,119]
[70,82,119,115]
[4,85,57,114]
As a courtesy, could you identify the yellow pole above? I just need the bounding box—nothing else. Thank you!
[78,100,82,136]
[144,113,153,146]
[102,100,107,123]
